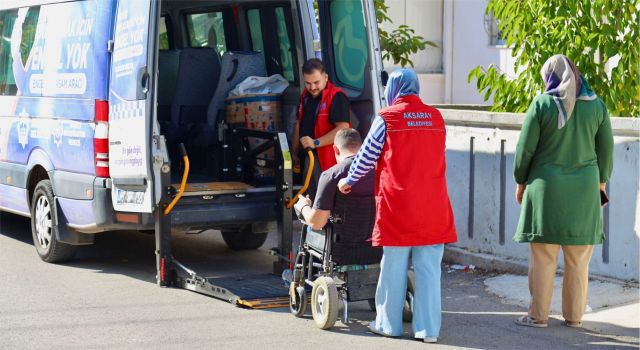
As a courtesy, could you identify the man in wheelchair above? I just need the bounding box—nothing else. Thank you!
[290,128,381,329]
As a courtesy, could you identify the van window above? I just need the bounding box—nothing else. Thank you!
[0,9,18,95]
[0,7,40,96]
[186,12,226,54]
[330,0,367,90]
[19,7,40,67]
[245,6,296,82]
[159,15,169,50]
[275,7,294,82]
[247,9,266,66]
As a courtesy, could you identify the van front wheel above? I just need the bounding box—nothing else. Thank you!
[30,180,77,263]
[221,226,268,250]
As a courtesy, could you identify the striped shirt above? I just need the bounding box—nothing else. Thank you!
[345,116,386,186]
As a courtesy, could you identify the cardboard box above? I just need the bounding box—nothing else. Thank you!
[225,94,282,177]
[225,93,281,130]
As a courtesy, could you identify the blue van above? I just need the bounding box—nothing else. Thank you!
[0,0,384,264]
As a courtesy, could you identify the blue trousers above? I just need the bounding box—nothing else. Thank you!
[371,244,444,338]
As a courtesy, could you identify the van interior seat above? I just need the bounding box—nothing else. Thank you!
[172,47,221,128]
[157,49,180,125]
[280,85,301,145]
[170,47,221,172]
[207,51,267,132]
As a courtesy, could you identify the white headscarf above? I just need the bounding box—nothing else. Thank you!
[541,55,597,129]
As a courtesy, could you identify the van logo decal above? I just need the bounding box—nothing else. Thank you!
[17,111,30,149]
[53,122,64,148]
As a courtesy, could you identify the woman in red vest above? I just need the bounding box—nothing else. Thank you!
[338,68,457,343]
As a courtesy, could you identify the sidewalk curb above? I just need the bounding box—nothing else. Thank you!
[444,246,639,287]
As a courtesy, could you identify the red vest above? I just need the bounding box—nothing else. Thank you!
[372,95,457,246]
[298,81,350,171]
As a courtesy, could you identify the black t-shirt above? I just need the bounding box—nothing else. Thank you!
[299,91,350,139]
[313,156,374,211]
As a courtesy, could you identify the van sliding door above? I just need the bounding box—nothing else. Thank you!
[108,0,159,213]
[316,0,384,134]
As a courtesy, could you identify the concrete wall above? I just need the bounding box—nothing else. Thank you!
[442,109,640,281]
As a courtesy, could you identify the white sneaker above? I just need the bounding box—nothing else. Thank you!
[422,337,438,343]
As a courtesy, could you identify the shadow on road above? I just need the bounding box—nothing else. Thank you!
[0,212,282,286]
[1,212,636,349]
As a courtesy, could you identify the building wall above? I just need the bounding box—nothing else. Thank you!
[384,0,515,105]
[442,109,640,281]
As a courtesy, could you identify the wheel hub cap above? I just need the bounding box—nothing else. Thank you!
[35,196,52,249]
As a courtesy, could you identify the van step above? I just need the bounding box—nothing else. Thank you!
[172,181,254,196]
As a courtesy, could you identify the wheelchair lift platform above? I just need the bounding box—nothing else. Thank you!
[179,273,289,309]
[155,130,294,310]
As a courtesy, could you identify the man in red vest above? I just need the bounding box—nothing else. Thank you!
[338,68,457,343]
[293,59,350,196]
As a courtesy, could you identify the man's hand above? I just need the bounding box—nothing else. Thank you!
[516,184,526,205]
[338,178,352,194]
[300,136,316,150]
[293,194,312,214]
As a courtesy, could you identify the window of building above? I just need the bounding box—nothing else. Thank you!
[485,12,505,46]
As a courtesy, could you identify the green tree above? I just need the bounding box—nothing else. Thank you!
[468,0,640,117]
[374,0,437,67]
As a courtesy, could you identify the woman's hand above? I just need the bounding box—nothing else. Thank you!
[516,184,526,205]
[600,183,606,192]
[338,178,352,194]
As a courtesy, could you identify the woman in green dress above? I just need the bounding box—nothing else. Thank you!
[513,55,613,328]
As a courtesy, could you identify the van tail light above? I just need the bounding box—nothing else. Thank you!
[94,100,110,178]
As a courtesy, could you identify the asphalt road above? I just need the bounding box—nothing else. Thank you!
[0,212,636,350]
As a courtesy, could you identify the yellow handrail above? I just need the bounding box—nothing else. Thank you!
[164,146,189,215]
[286,149,314,209]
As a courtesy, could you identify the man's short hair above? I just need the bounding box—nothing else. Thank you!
[335,128,362,152]
[302,58,326,75]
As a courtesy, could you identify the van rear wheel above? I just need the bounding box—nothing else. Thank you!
[221,225,268,250]
[30,180,77,263]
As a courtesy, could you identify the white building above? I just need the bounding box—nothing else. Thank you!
[382,0,516,105]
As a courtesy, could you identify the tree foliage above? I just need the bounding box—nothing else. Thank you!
[374,0,436,67]
[468,0,640,117]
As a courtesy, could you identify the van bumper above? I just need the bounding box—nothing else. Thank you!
[88,178,278,232]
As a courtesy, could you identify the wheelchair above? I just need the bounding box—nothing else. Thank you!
[289,193,415,330]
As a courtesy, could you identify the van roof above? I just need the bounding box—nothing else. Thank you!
[0,0,70,10]
[0,0,296,11]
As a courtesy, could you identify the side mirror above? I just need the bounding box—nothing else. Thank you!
[381,70,389,87]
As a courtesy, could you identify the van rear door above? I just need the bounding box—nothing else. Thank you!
[316,0,385,131]
[108,0,159,213]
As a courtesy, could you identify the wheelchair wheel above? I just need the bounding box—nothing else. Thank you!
[311,277,339,330]
[289,282,307,317]
[403,270,416,322]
